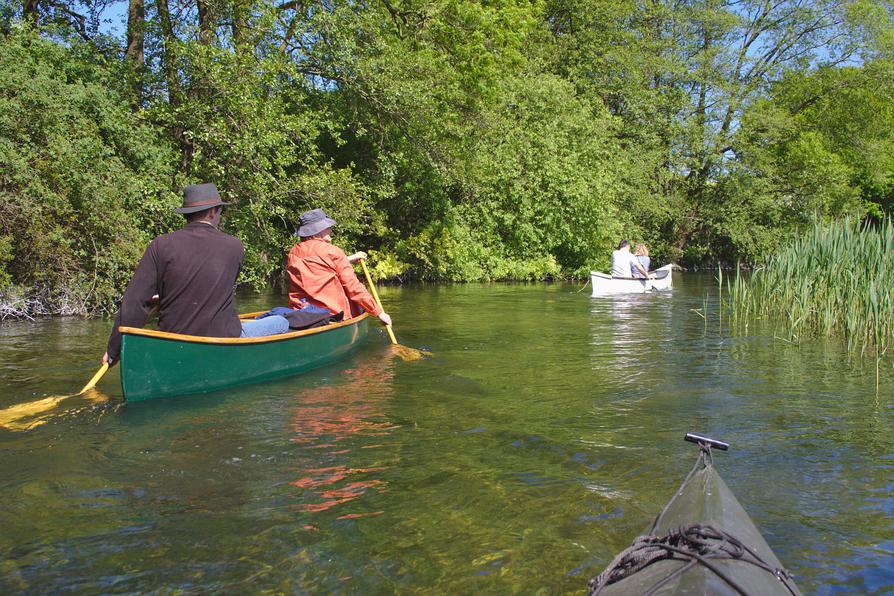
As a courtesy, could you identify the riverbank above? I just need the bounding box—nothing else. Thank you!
[0,285,95,320]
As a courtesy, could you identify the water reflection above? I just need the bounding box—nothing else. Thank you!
[590,293,673,378]
[0,281,891,593]
[288,352,398,519]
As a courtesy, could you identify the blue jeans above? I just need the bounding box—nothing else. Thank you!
[240,315,289,337]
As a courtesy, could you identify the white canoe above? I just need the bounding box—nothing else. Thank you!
[590,264,674,296]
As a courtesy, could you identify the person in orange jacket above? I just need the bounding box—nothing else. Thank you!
[286,208,392,327]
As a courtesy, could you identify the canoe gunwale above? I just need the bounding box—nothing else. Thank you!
[590,265,674,296]
[119,312,369,345]
[118,311,370,400]
[593,269,671,282]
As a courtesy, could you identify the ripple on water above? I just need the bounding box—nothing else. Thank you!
[0,280,891,593]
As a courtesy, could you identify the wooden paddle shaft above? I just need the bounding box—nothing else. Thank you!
[78,300,157,394]
[79,362,109,394]
[359,259,398,345]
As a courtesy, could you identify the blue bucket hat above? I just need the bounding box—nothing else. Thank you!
[297,208,337,237]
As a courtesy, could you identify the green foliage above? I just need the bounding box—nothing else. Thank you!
[774,62,894,219]
[2,0,894,317]
[134,8,383,289]
[708,62,894,262]
[448,72,623,276]
[710,125,861,261]
[366,249,409,281]
[0,235,12,289]
[399,217,563,281]
[542,0,890,265]
[0,28,174,314]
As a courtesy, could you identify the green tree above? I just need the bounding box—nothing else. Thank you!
[440,71,624,278]
[0,27,174,313]
[544,0,891,263]
[711,60,894,260]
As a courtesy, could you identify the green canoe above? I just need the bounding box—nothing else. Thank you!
[589,433,802,595]
[118,311,369,401]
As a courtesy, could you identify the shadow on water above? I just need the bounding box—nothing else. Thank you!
[0,279,892,593]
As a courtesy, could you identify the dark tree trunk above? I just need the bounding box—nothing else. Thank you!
[197,0,214,45]
[23,0,40,27]
[232,1,249,52]
[126,0,145,102]
[156,0,194,173]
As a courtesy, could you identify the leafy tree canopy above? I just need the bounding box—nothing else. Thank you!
[1,0,893,313]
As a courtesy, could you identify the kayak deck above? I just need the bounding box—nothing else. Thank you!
[589,436,802,595]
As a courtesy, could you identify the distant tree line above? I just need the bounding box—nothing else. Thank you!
[1,0,893,314]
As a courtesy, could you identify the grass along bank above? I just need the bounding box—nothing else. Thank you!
[727,217,893,365]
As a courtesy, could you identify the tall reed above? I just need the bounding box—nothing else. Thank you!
[728,217,893,360]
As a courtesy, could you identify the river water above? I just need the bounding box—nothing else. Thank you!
[1,275,891,593]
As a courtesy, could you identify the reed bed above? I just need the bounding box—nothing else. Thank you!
[727,217,894,360]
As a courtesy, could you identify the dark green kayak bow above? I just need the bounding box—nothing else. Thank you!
[588,433,802,596]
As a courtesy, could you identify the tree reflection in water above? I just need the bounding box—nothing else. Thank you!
[288,351,398,519]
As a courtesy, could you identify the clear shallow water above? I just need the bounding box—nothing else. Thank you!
[1,275,891,593]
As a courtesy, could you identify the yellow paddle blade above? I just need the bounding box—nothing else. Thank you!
[1,417,51,432]
[0,388,114,431]
[0,395,69,430]
[391,344,430,361]
[0,362,112,431]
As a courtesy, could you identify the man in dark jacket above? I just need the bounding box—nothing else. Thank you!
[103,183,287,365]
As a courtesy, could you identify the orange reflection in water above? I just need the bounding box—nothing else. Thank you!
[289,353,396,516]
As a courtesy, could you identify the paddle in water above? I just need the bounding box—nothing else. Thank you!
[0,297,160,430]
[0,365,112,430]
[358,258,428,361]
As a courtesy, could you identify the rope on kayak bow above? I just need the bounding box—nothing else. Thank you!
[588,446,801,596]
[588,523,799,595]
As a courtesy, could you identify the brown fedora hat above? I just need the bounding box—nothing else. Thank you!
[174,183,230,214]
